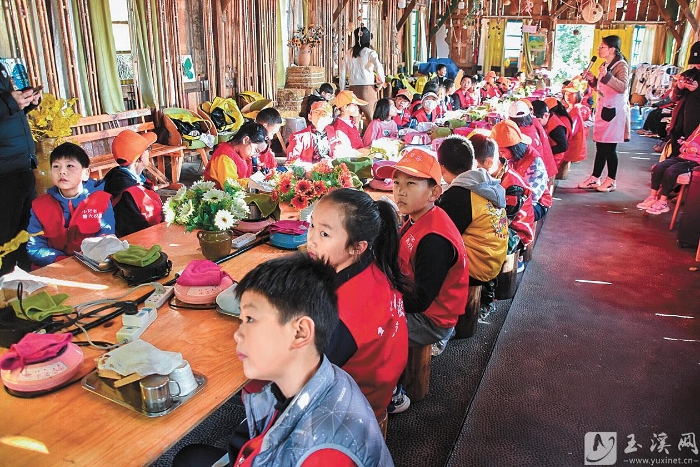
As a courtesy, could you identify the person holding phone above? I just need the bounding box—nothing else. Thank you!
[0,62,42,276]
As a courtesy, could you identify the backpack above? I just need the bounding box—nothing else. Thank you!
[679,124,700,164]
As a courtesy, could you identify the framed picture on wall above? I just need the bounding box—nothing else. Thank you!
[181,55,196,83]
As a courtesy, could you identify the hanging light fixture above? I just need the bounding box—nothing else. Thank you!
[398,0,407,8]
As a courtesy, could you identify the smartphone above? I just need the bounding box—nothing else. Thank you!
[31,85,43,95]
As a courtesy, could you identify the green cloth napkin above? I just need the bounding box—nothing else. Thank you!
[334,157,373,179]
[11,292,72,321]
[245,193,280,219]
[112,245,162,267]
[446,119,467,129]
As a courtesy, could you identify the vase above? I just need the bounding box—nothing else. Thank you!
[295,44,312,66]
[34,137,57,196]
[197,230,233,261]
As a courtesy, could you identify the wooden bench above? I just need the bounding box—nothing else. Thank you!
[495,251,519,300]
[403,344,432,402]
[68,109,186,188]
[454,285,480,339]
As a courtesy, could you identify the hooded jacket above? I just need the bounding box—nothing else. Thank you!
[27,179,115,266]
[437,168,508,282]
[0,63,37,176]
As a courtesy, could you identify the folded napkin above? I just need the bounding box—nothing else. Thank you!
[269,220,309,236]
[245,193,280,219]
[97,339,182,377]
[10,291,72,321]
[113,245,162,267]
[176,259,231,287]
[81,235,129,262]
[333,157,373,179]
[0,332,73,371]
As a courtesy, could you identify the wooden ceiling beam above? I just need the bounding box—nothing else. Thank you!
[397,0,419,30]
[652,0,683,43]
[430,0,461,38]
[676,0,699,34]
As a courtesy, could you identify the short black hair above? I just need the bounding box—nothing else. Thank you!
[235,254,339,355]
[437,136,474,175]
[232,121,268,145]
[256,107,282,125]
[436,64,447,72]
[509,142,528,160]
[510,114,533,127]
[319,83,334,95]
[531,100,548,119]
[422,81,439,95]
[470,133,498,165]
[50,142,90,168]
[441,79,455,90]
[373,98,392,121]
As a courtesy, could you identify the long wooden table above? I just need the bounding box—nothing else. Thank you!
[0,223,291,466]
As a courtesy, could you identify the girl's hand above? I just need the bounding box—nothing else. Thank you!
[597,63,608,79]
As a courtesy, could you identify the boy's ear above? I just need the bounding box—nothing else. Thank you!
[291,316,316,350]
[428,181,442,201]
[81,168,90,182]
[350,240,368,257]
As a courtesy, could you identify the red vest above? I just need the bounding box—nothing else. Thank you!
[545,114,571,168]
[412,108,436,123]
[33,191,112,256]
[117,185,163,227]
[286,126,345,163]
[336,262,408,418]
[398,207,469,328]
[509,146,553,208]
[519,124,557,178]
[500,167,535,247]
[563,106,587,163]
[393,110,411,128]
[332,118,364,149]
[204,143,251,186]
[454,89,476,108]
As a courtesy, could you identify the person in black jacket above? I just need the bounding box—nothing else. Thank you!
[103,130,163,237]
[0,62,41,275]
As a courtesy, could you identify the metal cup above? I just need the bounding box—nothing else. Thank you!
[140,375,173,413]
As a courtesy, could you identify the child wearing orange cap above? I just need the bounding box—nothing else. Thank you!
[375,149,469,349]
[332,90,367,149]
[103,129,163,237]
[392,89,414,128]
[287,101,352,163]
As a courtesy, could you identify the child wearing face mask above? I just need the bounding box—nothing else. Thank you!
[332,90,367,149]
[287,101,353,163]
[412,92,440,123]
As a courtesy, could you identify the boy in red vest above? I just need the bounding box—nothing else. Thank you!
[332,90,367,149]
[26,142,115,267]
[103,130,163,237]
[376,149,469,348]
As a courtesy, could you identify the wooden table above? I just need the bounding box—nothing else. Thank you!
[0,223,290,467]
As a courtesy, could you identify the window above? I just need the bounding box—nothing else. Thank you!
[503,21,523,76]
[109,0,134,83]
[630,26,646,66]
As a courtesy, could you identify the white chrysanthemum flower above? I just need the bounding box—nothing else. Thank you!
[225,178,242,190]
[163,201,176,224]
[202,188,226,203]
[176,200,194,223]
[192,180,216,191]
[172,185,188,201]
[214,210,236,231]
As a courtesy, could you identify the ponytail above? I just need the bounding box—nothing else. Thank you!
[374,200,409,294]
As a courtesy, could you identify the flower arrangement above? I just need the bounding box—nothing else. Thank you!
[164,179,249,232]
[287,25,324,49]
[273,162,357,210]
[27,93,81,141]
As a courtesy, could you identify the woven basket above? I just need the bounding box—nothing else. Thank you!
[285,66,325,89]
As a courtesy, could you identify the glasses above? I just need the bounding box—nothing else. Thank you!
[597,45,609,50]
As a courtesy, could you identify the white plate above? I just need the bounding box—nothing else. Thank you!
[215,282,240,317]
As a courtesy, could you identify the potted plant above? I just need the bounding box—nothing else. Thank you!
[287,24,324,66]
[163,179,250,260]
[27,93,82,195]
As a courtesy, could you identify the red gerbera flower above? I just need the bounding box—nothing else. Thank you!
[340,173,353,187]
[279,175,293,194]
[270,190,279,203]
[313,163,332,174]
[313,180,327,196]
[291,193,310,210]
[296,179,314,196]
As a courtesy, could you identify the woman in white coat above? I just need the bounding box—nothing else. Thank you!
[342,26,385,126]
[578,35,630,193]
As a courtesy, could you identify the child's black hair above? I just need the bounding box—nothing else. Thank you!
[510,114,533,127]
[373,98,392,121]
[470,133,498,166]
[235,254,339,355]
[232,121,268,145]
[508,142,528,161]
[422,81,440,95]
[318,83,334,95]
[321,188,408,294]
[436,64,447,73]
[437,136,474,175]
[441,79,455,91]
[548,100,574,127]
[50,142,90,168]
[531,100,548,119]
[256,108,283,125]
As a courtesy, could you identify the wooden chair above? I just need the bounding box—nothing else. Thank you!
[669,172,691,230]
[403,345,432,402]
[496,250,519,300]
[161,107,215,168]
[454,285,480,339]
[556,161,571,180]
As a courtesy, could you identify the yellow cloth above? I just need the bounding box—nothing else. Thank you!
[463,194,509,282]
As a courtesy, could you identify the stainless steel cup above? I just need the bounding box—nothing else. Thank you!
[140,375,173,413]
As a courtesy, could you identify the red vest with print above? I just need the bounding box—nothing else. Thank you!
[33,191,112,256]
[337,262,408,418]
[454,89,477,108]
[545,114,571,168]
[332,118,364,149]
[532,119,557,178]
[412,108,436,123]
[500,168,535,246]
[286,126,345,163]
[563,106,587,163]
[393,110,411,128]
[119,185,163,227]
[398,207,469,328]
[510,146,553,208]
[520,124,557,178]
